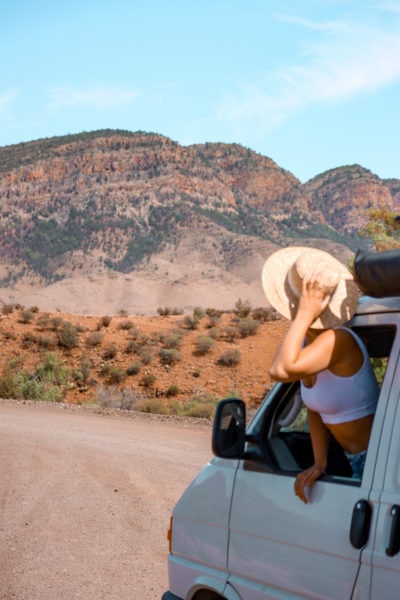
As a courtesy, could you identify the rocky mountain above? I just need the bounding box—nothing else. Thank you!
[0,129,398,315]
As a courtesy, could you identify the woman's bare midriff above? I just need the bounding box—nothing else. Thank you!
[326,414,375,454]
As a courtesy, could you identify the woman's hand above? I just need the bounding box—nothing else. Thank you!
[296,271,339,326]
[294,464,326,504]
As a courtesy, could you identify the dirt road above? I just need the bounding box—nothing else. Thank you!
[0,402,212,600]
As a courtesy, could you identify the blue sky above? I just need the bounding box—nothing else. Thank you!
[1,0,400,182]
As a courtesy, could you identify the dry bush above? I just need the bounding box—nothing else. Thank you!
[126,361,142,376]
[125,339,140,354]
[1,304,14,315]
[234,298,252,318]
[57,321,79,349]
[251,306,280,322]
[194,336,215,356]
[193,306,205,319]
[22,331,38,346]
[37,314,51,329]
[94,386,143,410]
[161,332,183,349]
[237,318,261,337]
[102,344,118,360]
[38,334,57,349]
[159,348,182,365]
[117,319,136,331]
[166,384,180,397]
[140,372,156,387]
[181,315,199,330]
[224,325,238,342]
[107,367,125,383]
[133,396,169,414]
[217,348,241,367]
[138,347,153,365]
[19,309,35,324]
[86,331,104,347]
[96,315,112,330]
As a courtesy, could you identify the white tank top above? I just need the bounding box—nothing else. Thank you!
[300,327,380,424]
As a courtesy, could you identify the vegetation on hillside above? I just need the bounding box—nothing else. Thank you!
[0,300,281,419]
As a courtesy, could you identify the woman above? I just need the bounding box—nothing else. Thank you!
[262,247,379,504]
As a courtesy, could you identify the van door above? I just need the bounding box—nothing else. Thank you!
[366,326,400,599]
[226,319,397,600]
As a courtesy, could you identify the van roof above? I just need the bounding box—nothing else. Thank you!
[356,296,400,316]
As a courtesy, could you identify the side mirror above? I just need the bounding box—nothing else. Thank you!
[212,398,246,458]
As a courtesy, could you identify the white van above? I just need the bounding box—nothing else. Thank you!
[162,294,400,599]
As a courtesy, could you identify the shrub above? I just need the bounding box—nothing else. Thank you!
[234,298,252,318]
[1,303,14,315]
[205,308,223,318]
[102,344,117,360]
[182,315,199,330]
[50,316,63,330]
[0,353,69,402]
[94,386,143,410]
[159,348,182,365]
[251,306,279,322]
[37,314,51,329]
[166,384,180,397]
[194,336,215,355]
[118,319,135,331]
[157,306,171,316]
[86,331,104,347]
[126,361,142,376]
[37,334,57,349]
[134,396,169,414]
[193,306,205,319]
[108,367,126,384]
[80,354,91,384]
[206,314,221,328]
[168,392,218,419]
[22,332,38,346]
[217,349,241,367]
[125,339,140,354]
[19,309,35,324]
[161,332,183,349]
[140,372,156,387]
[237,318,261,337]
[224,325,238,342]
[207,327,222,340]
[57,321,79,349]
[138,347,153,365]
[97,315,112,330]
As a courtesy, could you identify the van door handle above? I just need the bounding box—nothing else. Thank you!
[350,499,372,549]
[386,505,400,557]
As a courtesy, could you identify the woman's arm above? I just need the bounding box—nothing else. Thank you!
[294,409,330,503]
[269,275,336,381]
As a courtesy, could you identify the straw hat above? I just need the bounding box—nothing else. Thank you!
[261,246,359,329]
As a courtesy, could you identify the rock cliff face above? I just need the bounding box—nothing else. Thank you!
[0,130,398,314]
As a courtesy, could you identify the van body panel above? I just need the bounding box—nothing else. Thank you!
[227,467,370,599]
[369,348,400,599]
[168,458,238,598]
[167,555,229,599]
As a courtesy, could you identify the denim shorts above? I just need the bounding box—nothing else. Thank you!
[344,449,367,480]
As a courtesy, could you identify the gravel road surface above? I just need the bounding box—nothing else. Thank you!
[0,402,212,600]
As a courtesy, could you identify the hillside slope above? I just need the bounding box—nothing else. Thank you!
[0,130,398,314]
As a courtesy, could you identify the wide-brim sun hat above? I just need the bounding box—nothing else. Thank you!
[261,246,359,329]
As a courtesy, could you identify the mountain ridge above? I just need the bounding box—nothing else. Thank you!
[0,130,398,315]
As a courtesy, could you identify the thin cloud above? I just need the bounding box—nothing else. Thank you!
[0,88,18,111]
[47,85,141,110]
[217,18,400,134]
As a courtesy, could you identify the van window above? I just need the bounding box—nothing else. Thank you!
[258,325,396,481]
